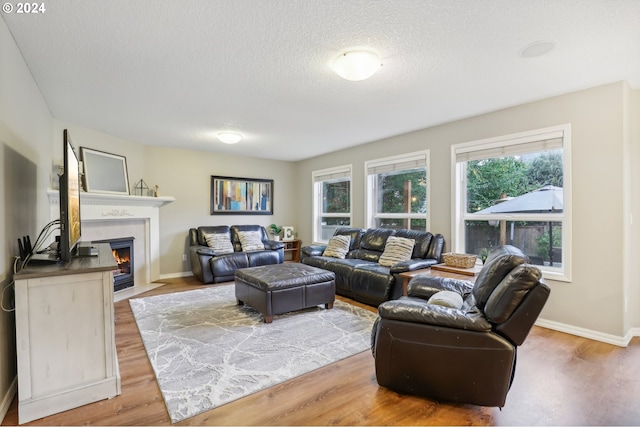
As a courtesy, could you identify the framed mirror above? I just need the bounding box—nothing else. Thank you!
[80,147,130,195]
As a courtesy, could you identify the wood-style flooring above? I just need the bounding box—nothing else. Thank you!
[3,276,640,426]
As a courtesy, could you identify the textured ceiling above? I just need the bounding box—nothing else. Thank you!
[3,0,640,161]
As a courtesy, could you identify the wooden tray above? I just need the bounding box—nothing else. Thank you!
[431,263,482,276]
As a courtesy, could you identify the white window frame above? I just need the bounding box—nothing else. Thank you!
[451,124,572,282]
[312,165,352,244]
[364,150,430,230]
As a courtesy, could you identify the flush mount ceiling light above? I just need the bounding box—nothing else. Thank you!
[518,41,555,58]
[217,131,243,144]
[332,50,382,81]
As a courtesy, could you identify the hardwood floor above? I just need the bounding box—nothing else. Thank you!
[3,276,640,425]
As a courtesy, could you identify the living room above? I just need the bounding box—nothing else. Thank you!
[1,1,640,425]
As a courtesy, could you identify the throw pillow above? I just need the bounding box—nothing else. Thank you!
[204,232,234,255]
[427,290,464,309]
[322,235,351,259]
[378,236,415,267]
[238,230,265,252]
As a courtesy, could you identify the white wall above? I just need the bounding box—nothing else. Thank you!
[296,82,636,341]
[0,16,53,422]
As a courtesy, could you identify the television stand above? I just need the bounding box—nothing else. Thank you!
[13,243,121,424]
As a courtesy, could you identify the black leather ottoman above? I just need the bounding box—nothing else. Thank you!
[235,263,336,323]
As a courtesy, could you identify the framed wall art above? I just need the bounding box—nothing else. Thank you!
[80,147,130,195]
[210,175,273,215]
[282,226,295,241]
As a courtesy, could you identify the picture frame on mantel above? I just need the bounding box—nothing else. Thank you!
[80,147,130,195]
[210,175,273,215]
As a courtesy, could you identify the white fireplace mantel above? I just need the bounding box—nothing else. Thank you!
[47,189,175,284]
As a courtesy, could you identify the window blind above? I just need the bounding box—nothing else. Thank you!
[367,153,427,175]
[455,132,563,163]
[313,165,351,183]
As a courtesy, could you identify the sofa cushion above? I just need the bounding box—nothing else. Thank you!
[197,225,231,246]
[473,245,528,309]
[359,228,396,252]
[323,235,351,259]
[484,264,542,323]
[378,236,415,267]
[395,229,433,259]
[238,230,265,252]
[203,231,234,255]
[350,263,396,306]
[427,290,464,309]
[333,227,365,251]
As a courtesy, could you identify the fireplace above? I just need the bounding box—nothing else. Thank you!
[95,237,135,292]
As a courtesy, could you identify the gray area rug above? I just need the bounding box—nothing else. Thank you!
[129,284,377,423]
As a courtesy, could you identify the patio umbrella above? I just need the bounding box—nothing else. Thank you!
[476,185,563,264]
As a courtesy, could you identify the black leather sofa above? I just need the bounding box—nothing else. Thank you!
[371,245,550,407]
[300,227,444,306]
[189,225,284,284]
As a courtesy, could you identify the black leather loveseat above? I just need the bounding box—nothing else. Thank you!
[300,227,444,306]
[189,225,284,284]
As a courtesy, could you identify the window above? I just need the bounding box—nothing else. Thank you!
[452,124,571,281]
[365,151,429,230]
[312,165,352,243]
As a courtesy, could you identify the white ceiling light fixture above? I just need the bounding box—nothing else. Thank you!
[332,50,382,81]
[217,131,243,144]
[518,41,555,58]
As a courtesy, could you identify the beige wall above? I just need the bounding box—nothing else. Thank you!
[141,145,298,276]
[52,120,146,186]
[296,82,634,338]
[0,17,53,421]
[44,126,299,278]
[629,88,640,329]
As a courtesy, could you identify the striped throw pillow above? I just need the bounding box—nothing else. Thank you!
[204,232,234,255]
[238,231,265,252]
[378,236,415,267]
[322,235,351,259]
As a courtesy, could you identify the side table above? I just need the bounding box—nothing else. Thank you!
[283,239,301,262]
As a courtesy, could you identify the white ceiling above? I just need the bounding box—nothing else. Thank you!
[4,0,640,161]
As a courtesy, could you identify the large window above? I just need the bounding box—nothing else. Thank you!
[312,165,352,243]
[365,151,429,230]
[452,125,571,281]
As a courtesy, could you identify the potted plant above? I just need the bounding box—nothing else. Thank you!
[479,248,489,264]
[269,224,282,241]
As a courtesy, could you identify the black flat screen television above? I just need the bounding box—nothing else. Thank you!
[59,129,82,262]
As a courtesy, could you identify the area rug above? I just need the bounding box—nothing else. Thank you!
[129,284,377,423]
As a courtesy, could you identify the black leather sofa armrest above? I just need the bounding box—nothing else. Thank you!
[191,245,216,257]
[407,275,474,300]
[390,259,437,274]
[377,297,491,332]
[301,245,326,257]
[264,240,285,250]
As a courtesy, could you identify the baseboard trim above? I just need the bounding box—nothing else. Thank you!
[535,318,636,347]
[0,376,17,425]
[159,271,193,280]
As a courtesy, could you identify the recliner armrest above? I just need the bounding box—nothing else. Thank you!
[390,259,437,274]
[377,297,491,332]
[264,240,285,250]
[301,245,326,257]
[192,245,216,257]
[407,275,474,300]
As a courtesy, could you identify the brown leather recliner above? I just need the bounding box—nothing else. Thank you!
[371,245,550,407]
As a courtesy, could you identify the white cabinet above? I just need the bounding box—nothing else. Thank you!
[14,244,121,424]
